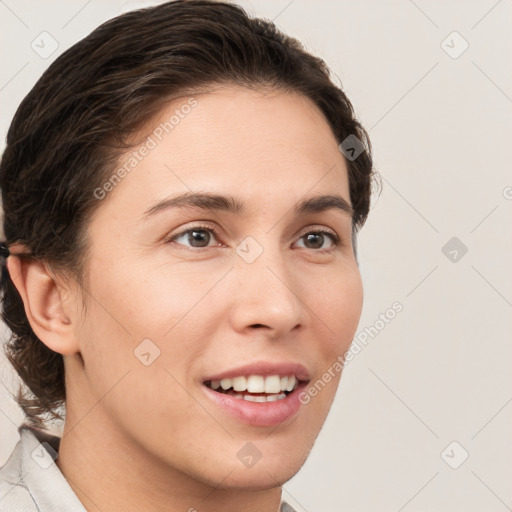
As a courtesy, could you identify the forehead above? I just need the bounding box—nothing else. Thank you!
[92,85,350,221]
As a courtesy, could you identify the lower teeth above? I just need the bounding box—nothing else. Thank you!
[211,387,288,402]
[236,393,287,402]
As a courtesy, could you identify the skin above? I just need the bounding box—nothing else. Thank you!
[8,85,363,512]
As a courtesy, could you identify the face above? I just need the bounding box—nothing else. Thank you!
[68,84,363,490]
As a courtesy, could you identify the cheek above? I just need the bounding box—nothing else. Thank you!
[78,257,223,396]
[75,282,200,427]
[88,253,210,339]
[308,266,363,354]
[299,270,362,419]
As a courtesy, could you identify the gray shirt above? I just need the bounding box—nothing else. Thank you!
[0,425,297,511]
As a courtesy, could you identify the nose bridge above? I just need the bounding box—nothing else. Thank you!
[229,233,304,334]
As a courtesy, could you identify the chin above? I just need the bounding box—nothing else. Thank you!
[216,466,300,491]
[208,448,311,491]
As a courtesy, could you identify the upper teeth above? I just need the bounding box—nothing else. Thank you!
[210,375,297,393]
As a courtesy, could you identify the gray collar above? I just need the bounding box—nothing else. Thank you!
[0,425,87,511]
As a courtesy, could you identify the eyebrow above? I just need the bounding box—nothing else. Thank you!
[141,192,354,220]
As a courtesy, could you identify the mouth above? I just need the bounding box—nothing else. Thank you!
[203,374,303,403]
[201,365,311,427]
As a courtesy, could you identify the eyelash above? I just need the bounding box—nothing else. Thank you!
[165,222,341,252]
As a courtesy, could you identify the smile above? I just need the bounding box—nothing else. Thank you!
[201,364,310,427]
[205,374,299,402]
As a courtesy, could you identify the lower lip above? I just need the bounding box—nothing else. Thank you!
[202,383,307,427]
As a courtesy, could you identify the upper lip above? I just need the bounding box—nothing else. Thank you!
[203,361,311,383]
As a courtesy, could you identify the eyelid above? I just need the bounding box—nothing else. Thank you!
[296,225,339,241]
[166,221,221,246]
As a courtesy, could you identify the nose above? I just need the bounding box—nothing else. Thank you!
[227,240,305,340]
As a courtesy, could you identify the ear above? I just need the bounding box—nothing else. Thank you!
[6,249,80,356]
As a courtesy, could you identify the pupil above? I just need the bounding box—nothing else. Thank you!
[306,233,323,249]
[190,230,209,247]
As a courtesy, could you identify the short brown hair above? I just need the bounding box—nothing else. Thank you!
[0,0,380,430]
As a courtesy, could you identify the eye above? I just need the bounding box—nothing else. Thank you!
[165,223,340,252]
[166,223,221,250]
[294,229,340,251]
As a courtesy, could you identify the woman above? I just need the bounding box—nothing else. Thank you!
[0,1,378,510]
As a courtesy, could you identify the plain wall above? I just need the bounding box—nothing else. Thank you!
[1,1,511,511]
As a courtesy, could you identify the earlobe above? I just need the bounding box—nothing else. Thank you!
[6,253,80,356]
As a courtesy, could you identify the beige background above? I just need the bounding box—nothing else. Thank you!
[1,1,511,511]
